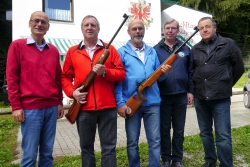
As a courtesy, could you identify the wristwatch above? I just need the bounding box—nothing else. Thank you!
[102,70,106,77]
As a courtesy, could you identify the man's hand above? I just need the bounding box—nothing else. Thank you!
[117,105,130,119]
[93,64,106,75]
[57,104,64,119]
[187,93,194,105]
[12,109,25,122]
[72,86,88,104]
[161,64,171,74]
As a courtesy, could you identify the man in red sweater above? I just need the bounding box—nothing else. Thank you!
[6,11,64,167]
[61,15,125,167]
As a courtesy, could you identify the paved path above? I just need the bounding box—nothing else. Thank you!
[12,89,250,164]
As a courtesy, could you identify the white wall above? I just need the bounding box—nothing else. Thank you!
[12,0,162,44]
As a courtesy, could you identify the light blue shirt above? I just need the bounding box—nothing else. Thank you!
[27,35,48,51]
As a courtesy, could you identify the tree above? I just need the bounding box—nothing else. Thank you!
[178,0,250,56]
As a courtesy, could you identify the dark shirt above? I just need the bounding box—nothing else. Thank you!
[201,35,218,55]
[162,40,178,54]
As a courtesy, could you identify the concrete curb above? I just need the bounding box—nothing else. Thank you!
[0,110,11,115]
[233,90,243,95]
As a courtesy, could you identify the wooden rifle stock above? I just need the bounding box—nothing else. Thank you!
[126,26,199,116]
[65,49,110,124]
[65,14,129,124]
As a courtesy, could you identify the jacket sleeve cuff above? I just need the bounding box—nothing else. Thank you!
[117,101,125,108]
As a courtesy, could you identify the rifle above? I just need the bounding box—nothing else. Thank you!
[65,14,129,124]
[126,26,199,116]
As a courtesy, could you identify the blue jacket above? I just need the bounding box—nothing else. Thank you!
[115,41,165,108]
[154,38,194,95]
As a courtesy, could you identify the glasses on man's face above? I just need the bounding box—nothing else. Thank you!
[131,27,144,31]
[165,27,178,31]
[30,19,49,25]
[199,25,213,31]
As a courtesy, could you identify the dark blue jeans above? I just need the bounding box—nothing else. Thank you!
[160,93,187,163]
[76,108,117,167]
[194,97,234,167]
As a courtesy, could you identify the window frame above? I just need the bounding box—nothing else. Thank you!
[42,0,74,22]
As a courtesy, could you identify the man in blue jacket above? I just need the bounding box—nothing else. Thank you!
[154,18,194,167]
[115,19,171,167]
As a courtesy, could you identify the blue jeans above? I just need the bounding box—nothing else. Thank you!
[76,108,117,167]
[20,106,58,167]
[160,93,187,163]
[194,98,234,167]
[126,105,161,167]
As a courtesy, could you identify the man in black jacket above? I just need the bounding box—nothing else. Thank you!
[191,17,244,167]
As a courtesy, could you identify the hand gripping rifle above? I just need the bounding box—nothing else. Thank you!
[126,26,199,116]
[65,14,129,124]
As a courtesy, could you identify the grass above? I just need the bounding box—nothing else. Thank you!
[0,101,11,109]
[0,72,249,167]
[233,71,249,88]
[0,114,19,167]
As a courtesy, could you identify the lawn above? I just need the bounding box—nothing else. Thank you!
[233,71,249,88]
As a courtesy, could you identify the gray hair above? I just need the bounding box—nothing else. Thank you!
[198,17,216,27]
[81,15,100,28]
[163,18,179,29]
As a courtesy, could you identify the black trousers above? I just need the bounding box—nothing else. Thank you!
[76,108,117,167]
[160,93,187,163]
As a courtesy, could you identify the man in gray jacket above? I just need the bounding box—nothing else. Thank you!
[191,17,244,167]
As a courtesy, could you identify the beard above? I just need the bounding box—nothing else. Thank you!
[131,36,144,43]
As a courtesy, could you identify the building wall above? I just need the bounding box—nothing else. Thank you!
[12,0,162,44]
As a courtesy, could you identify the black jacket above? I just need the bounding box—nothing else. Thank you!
[191,34,244,100]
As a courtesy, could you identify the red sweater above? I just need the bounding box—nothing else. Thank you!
[7,38,63,111]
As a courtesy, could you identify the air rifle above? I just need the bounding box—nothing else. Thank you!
[126,26,199,116]
[65,14,129,124]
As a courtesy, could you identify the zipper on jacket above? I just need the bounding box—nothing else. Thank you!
[92,47,104,111]
[90,58,98,111]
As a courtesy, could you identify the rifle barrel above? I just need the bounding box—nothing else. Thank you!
[106,14,129,49]
[139,26,199,87]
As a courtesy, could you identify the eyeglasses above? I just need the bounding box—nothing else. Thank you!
[165,27,178,31]
[199,25,213,31]
[131,27,144,31]
[30,19,49,25]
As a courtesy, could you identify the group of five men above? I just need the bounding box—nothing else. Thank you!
[6,11,244,167]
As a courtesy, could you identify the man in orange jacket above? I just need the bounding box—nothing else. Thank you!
[61,15,125,167]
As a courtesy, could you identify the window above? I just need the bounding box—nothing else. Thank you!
[43,0,73,22]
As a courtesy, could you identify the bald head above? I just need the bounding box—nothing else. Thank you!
[30,11,49,22]
[128,19,145,30]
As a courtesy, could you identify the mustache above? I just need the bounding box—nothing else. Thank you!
[134,35,144,38]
